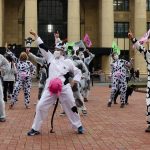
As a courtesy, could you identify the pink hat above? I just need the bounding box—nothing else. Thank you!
[48,78,62,96]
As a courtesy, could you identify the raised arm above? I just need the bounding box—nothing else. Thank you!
[128,31,147,53]
[84,49,95,65]
[30,31,53,64]
[27,50,46,66]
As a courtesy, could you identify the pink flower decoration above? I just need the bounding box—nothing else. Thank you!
[48,78,63,96]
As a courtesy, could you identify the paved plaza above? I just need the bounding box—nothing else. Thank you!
[0,83,150,150]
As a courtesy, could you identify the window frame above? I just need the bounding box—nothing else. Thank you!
[114,22,129,38]
[113,0,129,11]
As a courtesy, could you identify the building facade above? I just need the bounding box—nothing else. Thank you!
[0,0,150,76]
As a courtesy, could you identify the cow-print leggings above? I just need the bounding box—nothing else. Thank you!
[110,75,127,104]
[11,76,32,106]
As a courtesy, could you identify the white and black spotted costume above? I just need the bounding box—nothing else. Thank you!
[109,59,131,105]
[131,38,150,124]
[71,55,88,113]
[8,52,36,107]
[82,51,95,101]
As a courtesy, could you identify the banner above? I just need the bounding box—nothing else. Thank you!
[112,41,120,55]
[75,40,86,50]
[83,33,92,47]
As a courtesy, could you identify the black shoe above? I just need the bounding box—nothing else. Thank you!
[84,98,88,102]
[9,102,14,109]
[114,101,118,104]
[78,126,84,134]
[145,126,150,132]
[120,103,125,108]
[27,129,40,136]
[0,118,6,122]
[107,102,112,107]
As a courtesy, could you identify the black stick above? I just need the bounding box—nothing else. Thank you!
[50,98,59,133]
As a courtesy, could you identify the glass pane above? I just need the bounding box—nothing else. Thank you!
[113,0,118,11]
[124,0,129,10]
[114,22,129,38]
[118,0,124,11]
[114,0,129,11]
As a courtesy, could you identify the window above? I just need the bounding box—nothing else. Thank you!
[114,22,129,38]
[48,24,54,33]
[38,0,67,47]
[113,0,129,11]
[147,0,150,11]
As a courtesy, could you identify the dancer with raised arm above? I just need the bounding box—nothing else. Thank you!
[128,31,150,132]
[27,31,84,136]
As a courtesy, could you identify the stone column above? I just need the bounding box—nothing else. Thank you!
[25,0,37,46]
[0,0,3,46]
[134,0,147,74]
[68,0,80,42]
[99,0,114,76]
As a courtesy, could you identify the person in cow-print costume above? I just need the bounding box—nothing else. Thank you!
[107,52,133,108]
[8,51,36,109]
[128,31,150,132]
[79,49,95,102]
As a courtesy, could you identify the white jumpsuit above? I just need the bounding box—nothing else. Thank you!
[31,37,83,131]
[0,54,9,119]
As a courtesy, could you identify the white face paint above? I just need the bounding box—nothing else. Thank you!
[54,51,61,58]
[113,54,119,60]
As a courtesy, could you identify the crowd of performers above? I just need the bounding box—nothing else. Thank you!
[0,29,150,136]
[0,31,95,135]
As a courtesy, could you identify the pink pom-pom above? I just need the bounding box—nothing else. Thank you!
[48,78,62,96]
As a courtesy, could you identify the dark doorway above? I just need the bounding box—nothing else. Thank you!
[38,0,67,48]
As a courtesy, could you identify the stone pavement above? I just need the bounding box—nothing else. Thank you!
[0,84,150,150]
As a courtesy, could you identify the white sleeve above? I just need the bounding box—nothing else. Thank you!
[133,41,146,53]
[35,37,54,64]
[28,52,45,66]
